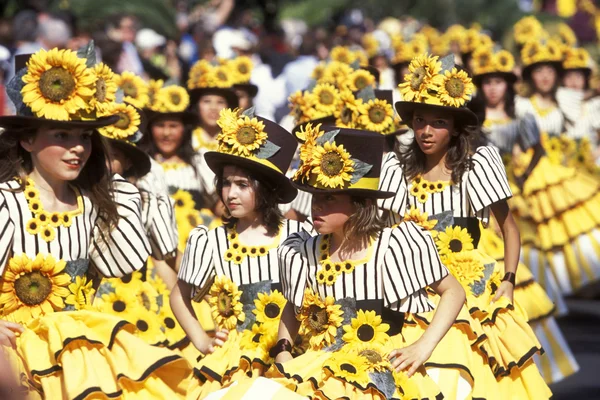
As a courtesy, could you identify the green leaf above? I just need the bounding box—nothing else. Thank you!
[349,60,360,70]
[77,40,96,67]
[242,106,256,118]
[256,140,281,159]
[316,129,340,145]
[356,86,376,102]
[306,79,317,92]
[349,158,372,184]
[440,54,455,73]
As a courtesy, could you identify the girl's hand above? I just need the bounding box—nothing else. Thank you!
[196,329,229,354]
[492,281,514,304]
[275,351,293,364]
[0,321,24,349]
[389,338,435,377]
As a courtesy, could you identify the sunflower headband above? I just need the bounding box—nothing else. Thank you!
[293,124,372,190]
[187,58,252,90]
[520,38,563,67]
[399,54,475,108]
[147,80,190,113]
[471,47,516,76]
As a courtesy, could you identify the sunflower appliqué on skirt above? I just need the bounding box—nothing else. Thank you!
[266,288,443,400]
[0,254,191,399]
[187,275,295,399]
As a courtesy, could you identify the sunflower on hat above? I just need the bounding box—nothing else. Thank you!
[521,37,563,67]
[230,56,254,84]
[514,16,545,46]
[563,47,591,70]
[98,102,141,141]
[398,54,445,102]
[88,63,118,113]
[216,108,268,157]
[115,71,149,109]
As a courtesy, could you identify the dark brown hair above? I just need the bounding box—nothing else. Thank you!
[215,165,283,236]
[343,196,385,247]
[0,127,119,230]
[396,118,479,184]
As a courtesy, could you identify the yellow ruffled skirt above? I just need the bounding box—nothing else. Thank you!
[3,310,191,399]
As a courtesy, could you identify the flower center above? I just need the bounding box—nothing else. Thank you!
[341,107,353,124]
[14,271,52,305]
[319,90,335,105]
[115,112,131,130]
[39,67,76,102]
[164,317,176,329]
[217,291,234,317]
[239,64,249,74]
[95,78,107,102]
[449,238,463,252]
[264,302,281,319]
[359,348,383,364]
[307,304,329,333]
[187,214,200,226]
[357,323,375,342]
[217,71,228,81]
[340,363,357,374]
[368,105,386,123]
[320,151,344,177]
[252,333,262,343]
[354,76,368,90]
[121,274,132,284]
[113,300,126,312]
[141,292,152,310]
[171,93,181,105]
[121,81,138,97]
[236,126,257,145]
[410,67,426,91]
[445,77,465,98]
[136,320,149,332]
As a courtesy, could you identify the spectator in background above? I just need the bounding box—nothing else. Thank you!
[109,14,144,75]
[278,32,319,99]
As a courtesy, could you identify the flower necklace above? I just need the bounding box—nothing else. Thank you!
[530,96,556,118]
[23,178,83,242]
[409,176,450,204]
[316,234,373,286]
[193,127,218,152]
[224,225,281,265]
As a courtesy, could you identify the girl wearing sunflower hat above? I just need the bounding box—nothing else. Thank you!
[231,55,259,113]
[471,45,580,385]
[170,107,313,398]
[0,47,192,398]
[266,125,464,399]
[379,53,551,398]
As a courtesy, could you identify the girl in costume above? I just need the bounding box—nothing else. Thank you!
[0,49,191,398]
[231,56,259,113]
[379,53,551,398]
[268,126,464,399]
[171,108,309,398]
[470,46,579,384]
[514,40,600,296]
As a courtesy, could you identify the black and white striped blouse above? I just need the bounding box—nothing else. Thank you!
[279,222,448,314]
[178,219,310,295]
[378,146,512,226]
[484,113,540,155]
[0,176,150,277]
[515,95,564,137]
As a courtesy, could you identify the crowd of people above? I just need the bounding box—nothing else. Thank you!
[0,2,599,399]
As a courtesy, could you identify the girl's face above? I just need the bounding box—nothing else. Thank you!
[531,64,557,94]
[412,110,454,156]
[198,94,228,128]
[21,127,93,182]
[481,75,508,107]
[108,145,132,176]
[222,165,256,220]
[311,193,355,234]
[151,118,185,158]
[562,70,586,91]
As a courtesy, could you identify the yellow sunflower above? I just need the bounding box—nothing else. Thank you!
[334,90,362,128]
[48,212,62,228]
[323,352,371,387]
[311,141,354,189]
[208,275,245,330]
[298,288,344,350]
[88,62,117,113]
[345,69,376,92]
[514,16,544,45]
[65,275,95,310]
[187,60,212,89]
[471,47,494,75]
[98,103,141,140]
[158,86,190,112]
[160,307,187,346]
[557,23,577,46]
[435,226,474,255]
[25,217,41,236]
[95,288,141,316]
[460,28,482,54]
[546,40,563,61]
[240,323,278,355]
[230,56,253,83]
[357,98,394,133]
[115,71,149,108]
[212,66,234,88]
[494,50,515,72]
[322,61,354,87]
[437,68,474,108]
[343,341,392,372]
[253,290,286,324]
[310,83,340,115]
[126,308,166,345]
[0,254,71,324]
[134,281,160,313]
[342,309,390,345]
[40,226,56,242]
[564,48,589,69]
[147,79,164,110]
[521,41,545,66]
[27,198,42,214]
[330,46,355,64]
[362,33,380,58]
[220,115,267,156]
[404,206,438,232]
[21,48,94,121]
[399,54,443,102]
[444,252,485,293]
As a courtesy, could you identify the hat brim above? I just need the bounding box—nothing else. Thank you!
[189,87,239,109]
[233,83,259,98]
[473,71,518,87]
[562,67,592,79]
[291,181,395,199]
[145,109,199,126]
[291,116,336,142]
[0,115,119,130]
[394,101,478,128]
[108,138,152,178]
[522,61,562,81]
[204,151,298,204]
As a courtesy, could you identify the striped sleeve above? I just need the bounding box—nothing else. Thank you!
[90,176,151,277]
[516,113,541,150]
[278,230,312,310]
[146,190,178,260]
[383,222,448,313]
[377,152,408,217]
[178,225,215,288]
[0,193,15,275]
[466,146,512,213]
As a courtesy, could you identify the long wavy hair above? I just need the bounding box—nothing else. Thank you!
[0,127,119,230]
[215,165,283,236]
[140,116,198,173]
[343,196,385,247]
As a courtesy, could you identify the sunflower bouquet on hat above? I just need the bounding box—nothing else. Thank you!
[513,16,546,46]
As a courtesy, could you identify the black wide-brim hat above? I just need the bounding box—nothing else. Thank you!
[108,137,152,178]
[292,128,394,199]
[395,101,478,128]
[522,61,562,82]
[472,71,518,87]
[204,116,298,204]
[0,114,120,130]
[292,115,336,142]
[233,83,259,98]
[189,87,239,109]
[561,66,592,80]
[145,109,199,126]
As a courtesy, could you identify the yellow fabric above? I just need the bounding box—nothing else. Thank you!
[4,310,191,399]
[192,299,216,332]
[533,318,579,384]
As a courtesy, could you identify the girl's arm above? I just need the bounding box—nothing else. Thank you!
[490,199,519,303]
[389,274,465,377]
[151,258,178,290]
[170,280,228,354]
[274,303,301,363]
